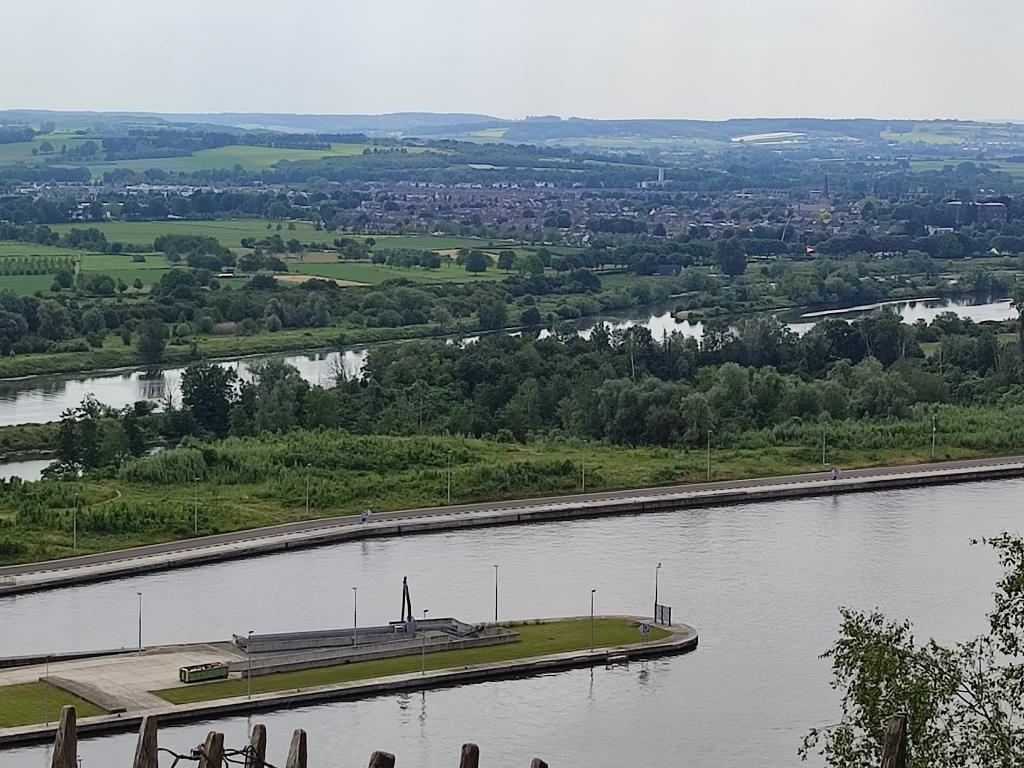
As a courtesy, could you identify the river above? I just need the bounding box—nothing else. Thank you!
[0,297,1013,440]
[0,479,1018,768]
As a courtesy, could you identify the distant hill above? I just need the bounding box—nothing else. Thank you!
[2,111,1023,150]
[0,110,501,135]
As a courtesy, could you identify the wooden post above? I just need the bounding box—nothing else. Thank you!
[368,750,396,768]
[459,743,480,768]
[245,724,267,768]
[529,759,548,768]
[50,706,77,768]
[285,729,307,768]
[132,716,159,768]
[881,713,908,768]
[198,731,224,768]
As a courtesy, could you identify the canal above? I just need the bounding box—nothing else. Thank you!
[0,479,1018,767]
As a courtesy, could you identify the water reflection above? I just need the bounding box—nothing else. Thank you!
[0,349,369,428]
[0,297,1013,430]
[0,480,1019,768]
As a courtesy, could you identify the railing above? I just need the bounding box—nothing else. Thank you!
[44,706,551,768]
[0,575,15,587]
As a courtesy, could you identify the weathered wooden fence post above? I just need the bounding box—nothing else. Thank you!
[132,715,158,768]
[459,743,480,768]
[246,723,268,768]
[530,759,549,768]
[368,750,396,768]
[197,731,224,768]
[881,712,908,768]
[50,706,77,768]
[285,728,307,768]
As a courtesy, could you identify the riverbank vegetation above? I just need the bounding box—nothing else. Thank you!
[4,298,1024,564]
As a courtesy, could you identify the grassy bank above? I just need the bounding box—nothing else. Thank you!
[0,682,103,728]
[154,618,668,705]
[0,323,449,380]
[0,423,59,458]
[0,413,1014,566]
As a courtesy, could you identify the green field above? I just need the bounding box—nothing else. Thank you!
[0,242,79,258]
[154,618,668,705]
[0,140,395,175]
[80,143,380,176]
[371,235,515,251]
[49,219,321,249]
[0,133,100,165]
[0,274,59,295]
[291,261,505,285]
[0,682,103,728]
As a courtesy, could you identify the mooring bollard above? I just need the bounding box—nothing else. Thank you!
[459,743,480,768]
[132,716,158,768]
[368,750,397,768]
[285,729,307,768]
[51,706,77,768]
[246,723,268,768]
[530,759,549,768]
[197,731,224,768]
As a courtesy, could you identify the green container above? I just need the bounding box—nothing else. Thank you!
[179,663,230,683]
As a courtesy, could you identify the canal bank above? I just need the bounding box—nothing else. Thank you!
[0,618,697,748]
[2,456,1023,597]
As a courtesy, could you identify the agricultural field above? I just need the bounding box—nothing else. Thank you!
[49,219,321,249]
[370,234,514,251]
[289,260,505,285]
[0,140,400,175]
[0,132,101,165]
[0,242,75,258]
[78,253,171,289]
[0,274,58,295]
[79,142,381,176]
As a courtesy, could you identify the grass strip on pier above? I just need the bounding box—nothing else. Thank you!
[0,682,103,728]
[153,618,669,705]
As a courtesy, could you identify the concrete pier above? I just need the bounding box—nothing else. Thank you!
[0,617,697,748]
[1,456,1022,597]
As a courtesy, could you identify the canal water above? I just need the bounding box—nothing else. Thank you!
[0,298,1013,436]
[0,479,1018,768]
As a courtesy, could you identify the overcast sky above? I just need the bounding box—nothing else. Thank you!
[4,0,1021,120]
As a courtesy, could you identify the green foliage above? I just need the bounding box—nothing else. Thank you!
[802,534,1024,768]
[136,318,167,365]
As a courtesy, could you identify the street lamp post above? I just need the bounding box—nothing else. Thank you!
[590,589,596,652]
[137,592,143,656]
[247,630,253,700]
[446,451,452,505]
[45,655,50,726]
[193,477,199,534]
[353,587,358,647]
[654,562,661,622]
[305,464,311,516]
[493,565,499,623]
[822,421,827,466]
[581,451,586,493]
[421,609,429,675]
[72,492,78,553]
[706,430,711,482]
[932,414,937,460]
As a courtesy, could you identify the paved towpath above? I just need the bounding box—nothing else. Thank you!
[1,456,1022,596]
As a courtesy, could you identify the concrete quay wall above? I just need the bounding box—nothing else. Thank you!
[231,629,520,678]
[2,461,1022,598]
[0,619,697,748]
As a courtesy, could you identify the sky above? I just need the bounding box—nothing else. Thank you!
[3,0,1022,120]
